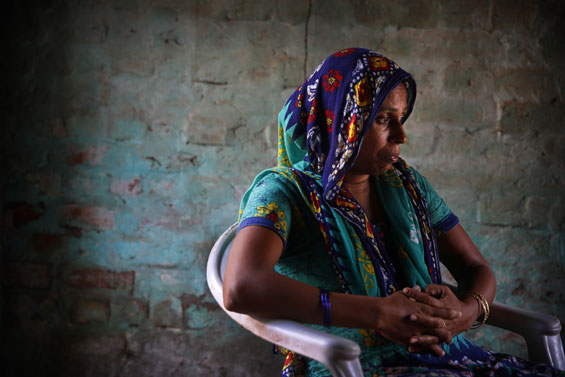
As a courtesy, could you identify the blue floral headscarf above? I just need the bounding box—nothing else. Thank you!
[278,47,416,202]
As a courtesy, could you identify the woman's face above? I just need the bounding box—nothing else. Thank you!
[347,84,408,179]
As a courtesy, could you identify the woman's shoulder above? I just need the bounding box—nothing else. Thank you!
[238,168,313,245]
[250,168,305,197]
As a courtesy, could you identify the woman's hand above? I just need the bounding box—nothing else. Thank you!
[374,290,461,356]
[402,284,478,339]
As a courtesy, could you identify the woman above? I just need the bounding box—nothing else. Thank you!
[223,48,563,376]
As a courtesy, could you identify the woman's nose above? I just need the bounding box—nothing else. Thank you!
[390,120,407,144]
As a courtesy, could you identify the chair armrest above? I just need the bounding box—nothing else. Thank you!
[223,311,363,377]
[487,301,564,369]
[487,301,561,336]
[445,282,564,369]
[206,223,363,377]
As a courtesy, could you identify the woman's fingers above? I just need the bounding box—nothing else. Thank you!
[408,335,445,357]
[423,284,446,298]
[403,284,453,301]
[405,285,421,302]
[410,313,448,328]
[409,314,454,344]
[408,344,446,357]
[402,288,461,319]
[402,287,439,305]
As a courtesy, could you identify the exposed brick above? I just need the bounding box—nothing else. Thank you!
[512,280,527,296]
[3,292,59,328]
[274,0,310,24]
[494,70,559,104]
[147,179,174,197]
[478,190,526,227]
[179,293,218,312]
[61,224,83,238]
[33,233,62,254]
[26,172,62,197]
[351,0,439,29]
[61,205,115,230]
[3,263,51,289]
[70,298,110,324]
[437,0,491,29]
[492,0,536,31]
[110,177,143,196]
[412,96,496,128]
[443,61,494,96]
[164,153,198,171]
[151,298,182,328]
[139,205,199,231]
[65,268,135,294]
[49,118,68,137]
[116,297,149,326]
[195,0,273,21]
[499,102,564,134]
[63,335,125,356]
[4,201,46,228]
[180,293,221,328]
[525,195,564,231]
[66,145,109,167]
[185,112,232,146]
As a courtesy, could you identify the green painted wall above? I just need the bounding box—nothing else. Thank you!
[2,0,564,375]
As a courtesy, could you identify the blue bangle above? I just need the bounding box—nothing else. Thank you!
[320,288,331,327]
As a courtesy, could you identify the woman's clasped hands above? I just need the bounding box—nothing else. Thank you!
[376,284,477,357]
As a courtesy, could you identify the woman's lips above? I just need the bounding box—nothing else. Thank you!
[383,153,399,163]
[377,151,400,165]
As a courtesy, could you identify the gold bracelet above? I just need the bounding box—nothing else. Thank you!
[470,292,489,326]
[460,291,490,329]
[471,292,489,329]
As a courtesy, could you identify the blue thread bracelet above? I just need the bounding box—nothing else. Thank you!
[319,288,331,327]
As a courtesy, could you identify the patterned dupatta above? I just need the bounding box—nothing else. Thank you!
[241,48,442,298]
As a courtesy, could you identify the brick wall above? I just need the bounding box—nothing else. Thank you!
[1,0,564,375]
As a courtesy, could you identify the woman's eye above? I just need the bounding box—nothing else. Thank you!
[376,115,389,124]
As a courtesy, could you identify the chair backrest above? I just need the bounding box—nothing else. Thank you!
[207,223,237,312]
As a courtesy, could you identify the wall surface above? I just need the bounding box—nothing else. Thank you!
[1,0,564,376]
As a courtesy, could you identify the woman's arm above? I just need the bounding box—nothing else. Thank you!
[438,223,496,328]
[438,224,496,303]
[223,224,461,355]
[404,224,496,337]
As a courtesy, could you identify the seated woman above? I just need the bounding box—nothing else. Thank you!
[222,48,564,376]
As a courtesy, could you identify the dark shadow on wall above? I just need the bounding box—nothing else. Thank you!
[2,2,73,376]
[0,1,283,376]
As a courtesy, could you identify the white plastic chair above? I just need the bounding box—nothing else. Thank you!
[206,223,565,376]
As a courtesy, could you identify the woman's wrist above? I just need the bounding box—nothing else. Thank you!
[325,292,383,330]
[319,288,331,327]
[459,296,480,329]
[370,295,398,334]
